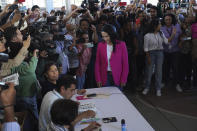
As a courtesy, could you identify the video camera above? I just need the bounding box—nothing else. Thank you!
[81,0,100,13]
[21,21,60,62]
[77,9,87,14]
[28,32,59,62]
[55,10,65,16]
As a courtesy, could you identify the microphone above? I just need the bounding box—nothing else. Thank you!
[121,119,126,131]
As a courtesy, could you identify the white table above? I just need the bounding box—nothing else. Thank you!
[74,87,155,131]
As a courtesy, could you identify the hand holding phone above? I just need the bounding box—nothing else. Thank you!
[85,42,94,48]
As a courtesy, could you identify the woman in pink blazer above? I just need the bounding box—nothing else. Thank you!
[95,24,129,89]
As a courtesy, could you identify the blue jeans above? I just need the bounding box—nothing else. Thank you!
[145,50,164,90]
[16,95,38,120]
[104,72,122,91]
[77,73,86,89]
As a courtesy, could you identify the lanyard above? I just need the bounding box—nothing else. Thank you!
[166,26,173,37]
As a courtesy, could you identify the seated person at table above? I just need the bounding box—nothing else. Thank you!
[39,75,94,131]
[48,99,101,131]
[40,62,86,98]
[40,62,59,98]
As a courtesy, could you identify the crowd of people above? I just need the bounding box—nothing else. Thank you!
[0,0,197,130]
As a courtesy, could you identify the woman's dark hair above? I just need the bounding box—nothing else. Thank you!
[147,19,163,38]
[162,13,177,26]
[56,75,77,93]
[101,24,118,52]
[147,19,161,33]
[50,99,78,130]
[43,62,57,77]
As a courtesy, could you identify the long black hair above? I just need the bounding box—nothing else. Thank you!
[147,19,163,38]
[101,24,118,52]
[162,13,177,26]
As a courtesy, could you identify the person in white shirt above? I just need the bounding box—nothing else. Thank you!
[39,75,95,131]
[48,99,101,131]
[142,19,173,96]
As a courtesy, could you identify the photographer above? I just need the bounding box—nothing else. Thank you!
[77,18,98,88]
[28,5,40,24]
[64,7,81,26]
[35,33,62,81]
[4,26,39,120]
[64,24,79,76]
[80,9,95,22]
[49,24,69,76]
[0,28,30,77]
[0,4,11,20]
[0,83,20,131]
[0,6,22,30]
[76,31,92,89]
[11,49,39,120]
[77,18,98,43]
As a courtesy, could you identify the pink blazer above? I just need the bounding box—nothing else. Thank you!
[95,40,129,86]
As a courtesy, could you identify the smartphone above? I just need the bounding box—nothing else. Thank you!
[102,117,117,123]
[19,6,27,12]
[85,42,94,48]
[182,37,191,40]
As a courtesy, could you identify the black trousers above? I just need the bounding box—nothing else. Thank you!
[193,59,197,87]
[179,53,192,84]
[163,52,181,85]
